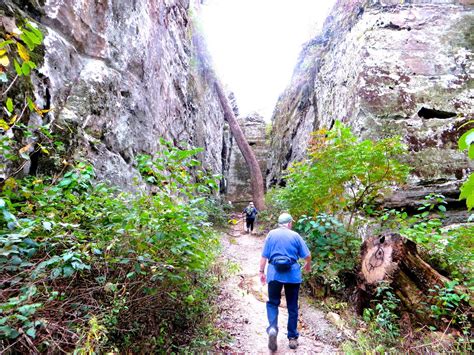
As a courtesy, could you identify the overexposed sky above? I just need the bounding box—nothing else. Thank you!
[200,0,336,121]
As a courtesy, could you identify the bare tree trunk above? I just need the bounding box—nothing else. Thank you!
[192,31,266,210]
[214,83,266,210]
[355,233,471,326]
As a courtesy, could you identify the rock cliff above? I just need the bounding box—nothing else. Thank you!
[1,0,229,188]
[268,0,474,210]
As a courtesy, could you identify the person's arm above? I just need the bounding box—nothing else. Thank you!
[303,254,311,273]
[259,257,267,284]
[297,234,311,273]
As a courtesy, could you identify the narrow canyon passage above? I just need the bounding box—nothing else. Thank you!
[1,0,472,352]
[215,215,344,353]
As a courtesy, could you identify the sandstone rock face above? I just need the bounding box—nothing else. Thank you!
[226,113,267,203]
[1,0,229,188]
[268,0,474,209]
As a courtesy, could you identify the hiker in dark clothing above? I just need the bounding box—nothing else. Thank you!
[242,202,258,233]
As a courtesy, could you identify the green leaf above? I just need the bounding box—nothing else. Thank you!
[58,178,72,188]
[14,314,29,322]
[437,205,446,212]
[0,325,20,339]
[458,129,474,151]
[51,267,61,279]
[24,29,42,46]
[26,327,36,339]
[62,252,74,262]
[20,33,35,51]
[21,61,31,76]
[184,295,195,304]
[6,97,13,113]
[460,174,474,210]
[62,265,75,277]
[25,22,44,42]
[0,40,14,48]
[14,59,22,76]
[27,97,35,111]
[469,144,474,160]
[10,256,22,265]
[26,61,37,69]
[2,209,17,223]
[17,303,41,317]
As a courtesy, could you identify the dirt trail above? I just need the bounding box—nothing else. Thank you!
[215,217,343,353]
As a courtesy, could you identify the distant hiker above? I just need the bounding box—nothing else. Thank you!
[242,201,258,233]
[259,213,311,351]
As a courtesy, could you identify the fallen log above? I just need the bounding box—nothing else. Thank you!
[355,233,472,327]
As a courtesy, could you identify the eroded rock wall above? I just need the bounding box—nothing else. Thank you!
[226,113,267,203]
[268,0,474,209]
[1,0,229,188]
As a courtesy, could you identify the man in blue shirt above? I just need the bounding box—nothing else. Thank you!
[259,213,311,351]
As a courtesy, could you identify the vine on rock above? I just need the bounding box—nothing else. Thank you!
[1,20,55,181]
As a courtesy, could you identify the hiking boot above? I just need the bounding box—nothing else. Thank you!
[289,338,298,350]
[268,327,277,351]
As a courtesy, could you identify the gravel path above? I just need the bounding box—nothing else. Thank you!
[214,218,342,353]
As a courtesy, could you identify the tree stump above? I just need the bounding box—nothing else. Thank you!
[355,233,471,326]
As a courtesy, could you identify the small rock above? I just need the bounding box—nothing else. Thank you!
[326,312,345,329]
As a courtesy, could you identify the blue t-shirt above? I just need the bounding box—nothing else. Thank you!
[262,227,310,283]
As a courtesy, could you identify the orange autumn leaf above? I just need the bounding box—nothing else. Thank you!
[19,143,33,154]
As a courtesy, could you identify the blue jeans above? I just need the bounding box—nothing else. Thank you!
[266,281,300,339]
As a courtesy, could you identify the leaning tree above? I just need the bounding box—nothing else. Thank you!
[193,31,266,210]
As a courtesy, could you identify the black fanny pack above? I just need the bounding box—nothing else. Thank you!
[270,256,296,272]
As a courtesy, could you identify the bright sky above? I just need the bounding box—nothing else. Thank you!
[200,0,336,121]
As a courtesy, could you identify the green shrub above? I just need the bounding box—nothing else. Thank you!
[429,280,471,334]
[441,225,474,284]
[277,121,409,226]
[0,143,221,353]
[342,283,401,353]
[200,197,233,228]
[295,214,361,292]
[379,194,474,287]
[362,283,401,344]
[256,188,290,231]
